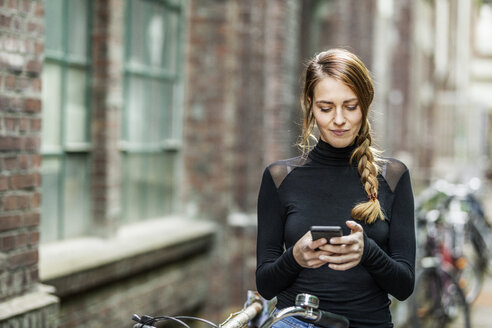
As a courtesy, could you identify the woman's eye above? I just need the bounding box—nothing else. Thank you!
[320,107,332,112]
[346,104,358,111]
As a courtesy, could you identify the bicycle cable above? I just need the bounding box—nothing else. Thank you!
[133,314,218,328]
[134,314,191,328]
[174,316,218,328]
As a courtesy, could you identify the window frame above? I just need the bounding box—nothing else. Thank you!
[41,0,93,242]
[120,0,186,222]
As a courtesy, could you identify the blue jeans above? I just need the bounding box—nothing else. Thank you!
[271,309,337,328]
[272,315,317,328]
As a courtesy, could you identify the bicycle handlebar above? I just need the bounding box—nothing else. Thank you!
[132,293,349,328]
[312,309,350,328]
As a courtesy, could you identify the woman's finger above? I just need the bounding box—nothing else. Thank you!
[321,253,359,264]
[328,261,359,271]
[346,220,363,233]
[309,237,328,250]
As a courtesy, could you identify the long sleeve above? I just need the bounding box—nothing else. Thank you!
[361,169,416,301]
[255,168,304,300]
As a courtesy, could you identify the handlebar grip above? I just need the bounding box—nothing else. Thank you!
[132,324,156,328]
[313,310,349,328]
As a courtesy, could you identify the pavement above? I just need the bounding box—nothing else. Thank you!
[471,275,492,327]
[469,187,492,327]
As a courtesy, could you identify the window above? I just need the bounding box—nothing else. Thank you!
[475,3,492,56]
[121,0,185,222]
[41,0,92,242]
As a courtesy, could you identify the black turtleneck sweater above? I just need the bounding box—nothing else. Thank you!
[256,140,415,328]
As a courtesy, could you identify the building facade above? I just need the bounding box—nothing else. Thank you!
[1,0,492,327]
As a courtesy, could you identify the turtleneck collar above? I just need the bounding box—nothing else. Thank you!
[308,139,357,166]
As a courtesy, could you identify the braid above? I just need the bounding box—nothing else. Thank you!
[350,126,385,224]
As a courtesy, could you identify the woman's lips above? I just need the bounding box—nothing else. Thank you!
[331,129,349,136]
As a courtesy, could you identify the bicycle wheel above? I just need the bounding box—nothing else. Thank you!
[412,268,446,328]
[440,270,471,328]
[456,249,484,304]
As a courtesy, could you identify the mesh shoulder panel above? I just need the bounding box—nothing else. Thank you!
[381,158,408,192]
[267,156,310,189]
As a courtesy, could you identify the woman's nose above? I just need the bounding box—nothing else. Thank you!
[334,108,346,125]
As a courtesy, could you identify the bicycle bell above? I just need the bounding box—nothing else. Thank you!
[295,294,320,309]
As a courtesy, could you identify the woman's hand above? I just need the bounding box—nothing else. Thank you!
[293,231,333,268]
[318,220,365,271]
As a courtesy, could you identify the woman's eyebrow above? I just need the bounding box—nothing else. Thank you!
[315,98,358,105]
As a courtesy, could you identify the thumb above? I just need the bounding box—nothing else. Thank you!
[346,220,363,233]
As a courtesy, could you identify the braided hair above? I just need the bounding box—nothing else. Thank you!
[298,48,385,223]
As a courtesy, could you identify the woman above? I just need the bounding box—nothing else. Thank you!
[256,49,415,328]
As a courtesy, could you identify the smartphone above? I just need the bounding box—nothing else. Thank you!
[310,226,343,243]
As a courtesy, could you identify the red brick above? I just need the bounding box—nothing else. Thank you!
[1,235,16,251]
[17,194,29,209]
[20,0,32,14]
[27,21,42,36]
[19,118,29,132]
[4,75,16,90]
[16,232,27,247]
[8,250,38,269]
[4,117,17,131]
[0,13,11,28]
[7,0,16,10]
[10,97,23,111]
[0,215,22,231]
[28,231,39,245]
[34,41,43,55]
[10,175,21,189]
[23,173,35,188]
[22,136,39,151]
[0,136,22,151]
[15,76,30,92]
[12,16,22,32]
[3,157,17,170]
[33,172,40,187]
[26,60,41,75]
[18,154,28,169]
[24,98,40,112]
[30,118,41,131]
[31,154,41,168]
[4,36,17,52]
[24,212,40,226]
[0,176,8,191]
[30,267,38,282]
[31,77,41,92]
[0,96,10,110]
[3,195,18,211]
[31,192,40,207]
[34,2,43,17]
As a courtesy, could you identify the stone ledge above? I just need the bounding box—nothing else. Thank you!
[0,286,59,322]
[39,217,216,297]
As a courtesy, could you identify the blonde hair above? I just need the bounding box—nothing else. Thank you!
[298,49,385,224]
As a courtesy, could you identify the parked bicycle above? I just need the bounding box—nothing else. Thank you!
[131,292,349,328]
[411,209,471,328]
[415,178,491,304]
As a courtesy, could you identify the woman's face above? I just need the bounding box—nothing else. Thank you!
[312,76,363,148]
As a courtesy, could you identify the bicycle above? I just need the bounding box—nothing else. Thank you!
[411,210,471,328]
[415,179,491,304]
[131,292,349,328]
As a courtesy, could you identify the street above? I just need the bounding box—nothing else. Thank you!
[471,271,492,327]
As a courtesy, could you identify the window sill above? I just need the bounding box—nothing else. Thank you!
[39,217,216,297]
[0,284,58,322]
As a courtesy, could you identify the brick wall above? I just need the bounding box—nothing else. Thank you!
[0,0,44,301]
[184,0,301,220]
[184,0,302,316]
[91,0,124,236]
